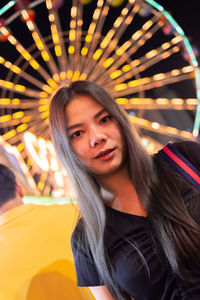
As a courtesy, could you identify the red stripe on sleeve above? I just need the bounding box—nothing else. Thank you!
[163,146,200,184]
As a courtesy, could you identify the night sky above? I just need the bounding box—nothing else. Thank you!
[158,0,200,64]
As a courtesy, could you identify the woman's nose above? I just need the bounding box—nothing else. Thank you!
[89,126,107,147]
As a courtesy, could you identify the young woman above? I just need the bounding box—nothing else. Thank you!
[49,80,200,300]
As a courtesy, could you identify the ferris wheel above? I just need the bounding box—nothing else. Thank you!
[0,0,199,196]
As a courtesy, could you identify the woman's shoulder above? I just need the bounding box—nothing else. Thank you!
[155,140,200,169]
[153,140,200,190]
[169,140,200,169]
[173,140,200,154]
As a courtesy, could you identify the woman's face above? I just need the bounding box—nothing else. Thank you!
[65,95,126,178]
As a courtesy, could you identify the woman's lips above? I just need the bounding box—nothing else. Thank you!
[95,148,115,160]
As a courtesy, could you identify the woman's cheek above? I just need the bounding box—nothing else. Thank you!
[74,143,89,158]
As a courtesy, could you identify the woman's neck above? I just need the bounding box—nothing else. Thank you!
[98,164,132,196]
[0,197,23,216]
[98,165,147,217]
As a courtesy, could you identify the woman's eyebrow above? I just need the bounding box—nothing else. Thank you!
[94,108,107,119]
[67,123,83,131]
[67,109,107,131]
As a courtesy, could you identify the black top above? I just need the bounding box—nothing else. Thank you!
[71,141,200,300]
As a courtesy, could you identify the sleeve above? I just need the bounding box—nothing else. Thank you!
[173,141,200,224]
[172,142,200,297]
[179,273,200,300]
[71,221,103,287]
[173,141,200,170]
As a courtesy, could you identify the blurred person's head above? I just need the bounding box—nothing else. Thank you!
[0,164,24,214]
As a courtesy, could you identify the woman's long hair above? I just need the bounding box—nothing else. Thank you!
[49,80,200,299]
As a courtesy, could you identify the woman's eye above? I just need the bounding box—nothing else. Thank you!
[100,115,112,124]
[70,130,83,139]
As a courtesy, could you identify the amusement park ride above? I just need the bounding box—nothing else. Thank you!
[0,0,200,198]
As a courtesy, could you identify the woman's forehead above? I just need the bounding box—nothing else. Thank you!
[65,95,107,125]
[66,95,105,113]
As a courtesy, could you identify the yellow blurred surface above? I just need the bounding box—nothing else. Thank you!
[0,203,93,300]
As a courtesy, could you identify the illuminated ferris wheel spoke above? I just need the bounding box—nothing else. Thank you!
[39,124,50,139]
[40,126,50,140]
[0,54,56,93]
[24,107,48,119]
[15,68,51,91]
[45,0,69,77]
[86,0,112,57]
[83,3,139,78]
[19,118,47,140]
[27,121,49,139]
[63,0,84,75]
[91,14,163,85]
[20,9,60,79]
[117,97,198,110]
[2,128,27,144]
[132,38,182,71]
[1,115,32,130]
[0,107,48,141]
[129,116,195,140]
[0,118,20,128]
[107,19,164,76]
[66,5,78,73]
[124,46,181,81]
[114,66,194,97]
[71,0,83,71]
[107,13,159,69]
[79,0,113,76]
[49,10,69,77]
[111,37,183,84]
[0,25,58,87]
[0,99,39,109]
[0,79,50,98]
[96,4,142,66]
